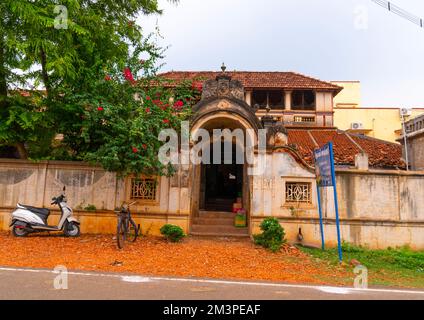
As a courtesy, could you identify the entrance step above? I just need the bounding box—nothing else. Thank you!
[199,211,237,219]
[192,211,248,237]
[190,232,250,238]
[193,217,235,226]
[191,224,249,236]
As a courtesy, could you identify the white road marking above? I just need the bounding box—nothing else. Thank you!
[121,276,151,283]
[318,287,353,295]
[1,266,424,296]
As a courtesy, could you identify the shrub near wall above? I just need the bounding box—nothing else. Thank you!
[253,218,286,252]
[160,224,185,242]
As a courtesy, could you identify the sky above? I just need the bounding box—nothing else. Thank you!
[139,0,424,107]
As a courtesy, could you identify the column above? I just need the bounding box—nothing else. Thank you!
[285,90,292,111]
[245,91,252,106]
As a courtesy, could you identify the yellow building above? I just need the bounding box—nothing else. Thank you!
[332,81,424,143]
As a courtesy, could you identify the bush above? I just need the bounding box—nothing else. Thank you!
[253,218,286,252]
[160,224,185,242]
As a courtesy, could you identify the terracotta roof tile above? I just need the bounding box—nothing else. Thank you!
[287,128,405,169]
[159,71,342,92]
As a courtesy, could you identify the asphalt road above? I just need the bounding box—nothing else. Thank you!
[0,266,423,300]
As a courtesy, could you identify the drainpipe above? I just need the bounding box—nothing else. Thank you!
[401,114,409,171]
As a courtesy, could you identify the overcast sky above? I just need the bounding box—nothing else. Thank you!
[139,0,424,107]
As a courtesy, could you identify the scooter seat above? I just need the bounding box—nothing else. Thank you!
[18,204,50,217]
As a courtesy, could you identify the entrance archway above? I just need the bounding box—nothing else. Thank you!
[190,111,259,236]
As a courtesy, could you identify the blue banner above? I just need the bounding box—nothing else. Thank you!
[314,144,333,187]
[314,142,343,262]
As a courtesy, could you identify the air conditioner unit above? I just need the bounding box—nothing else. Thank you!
[400,107,412,117]
[351,122,364,130]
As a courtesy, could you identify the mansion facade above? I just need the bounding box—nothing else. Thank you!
[1,69,423,249]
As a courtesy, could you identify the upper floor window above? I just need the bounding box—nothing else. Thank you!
[252,90,284,109]
[292,90,315,110]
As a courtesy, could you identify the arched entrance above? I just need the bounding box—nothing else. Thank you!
[187,72,262,236]
[190,111,259,236]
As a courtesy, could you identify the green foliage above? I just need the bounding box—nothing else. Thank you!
[83,204,97,212]
[300,243,424,287]
[1,0,192,165]
[253,218,286,252]
[0,92,53,158]
[160,224,185,242]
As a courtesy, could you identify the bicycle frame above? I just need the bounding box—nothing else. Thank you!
[115,201,138,248]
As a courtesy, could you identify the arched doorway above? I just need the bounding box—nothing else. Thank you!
[190,112,258,236]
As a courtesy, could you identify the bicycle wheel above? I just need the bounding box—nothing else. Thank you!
[116,218,126,249]
[126,218,138,243]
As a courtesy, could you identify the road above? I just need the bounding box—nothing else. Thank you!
[0,266,423,300]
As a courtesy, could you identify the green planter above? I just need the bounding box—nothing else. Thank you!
[234,214,246,228]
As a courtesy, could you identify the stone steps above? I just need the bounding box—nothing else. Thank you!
[193,217,234,226]
[198,211,237,219]
[190,232,250,238]
[191,210,249,237]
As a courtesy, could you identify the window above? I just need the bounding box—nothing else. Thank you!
[131,178,157,201]
[252,90,267,108]
[285,182,312,204]
[252,90,284,109]
[292,90,315,110]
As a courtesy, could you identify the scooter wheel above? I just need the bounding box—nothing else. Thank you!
[12,225,29,237]
[64,222,80,237]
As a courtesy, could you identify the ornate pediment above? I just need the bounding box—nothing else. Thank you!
[201,74,244,101]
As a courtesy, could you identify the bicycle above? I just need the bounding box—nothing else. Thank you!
[115,201,140,249]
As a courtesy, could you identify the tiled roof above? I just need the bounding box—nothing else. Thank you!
[159,71,342,92]
[287,128,405,169]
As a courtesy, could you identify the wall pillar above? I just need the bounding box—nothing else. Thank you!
[285,91,292,111]
[245,91,252,106]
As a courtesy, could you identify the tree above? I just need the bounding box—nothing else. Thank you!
[0,0,177,160]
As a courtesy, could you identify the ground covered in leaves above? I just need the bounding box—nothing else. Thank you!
[0,232,354,286]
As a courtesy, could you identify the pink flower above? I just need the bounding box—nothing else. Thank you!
[174,100,184,107]
[173,100,184,111]
[132,147,138,153]
[163,119,170,124]
[192,81,203,92]
[97,106,104,111]
[145,107,151,113]
[123,67,135,83]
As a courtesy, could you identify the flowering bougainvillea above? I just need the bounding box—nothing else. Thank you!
[74,63,200,177]
[123,67,135,84]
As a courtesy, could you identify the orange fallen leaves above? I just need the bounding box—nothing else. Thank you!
[0,232,351,286]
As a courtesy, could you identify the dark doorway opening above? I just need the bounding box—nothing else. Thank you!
[200,142,243,212]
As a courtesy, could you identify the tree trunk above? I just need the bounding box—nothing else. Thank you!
[0,32,7,109]
[15,142,28,159]
[40,48,50,95]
